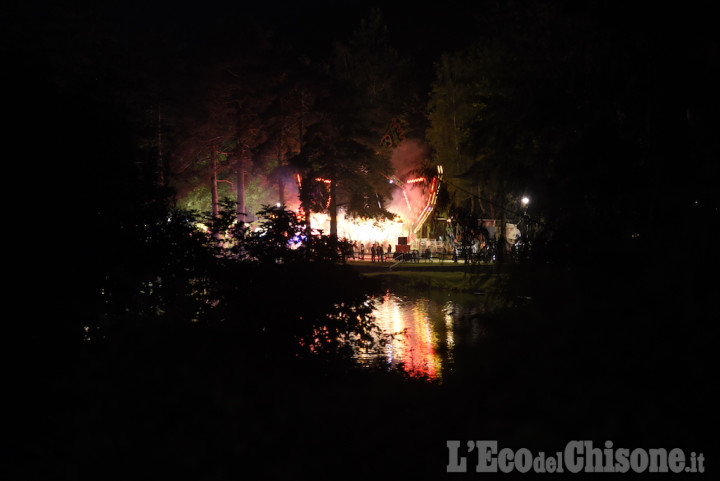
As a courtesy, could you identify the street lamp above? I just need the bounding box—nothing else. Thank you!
[520,196,530,259]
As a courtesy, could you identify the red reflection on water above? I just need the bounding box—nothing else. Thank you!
[371,291,445,379]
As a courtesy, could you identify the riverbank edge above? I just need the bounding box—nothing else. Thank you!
[357,268,502,293]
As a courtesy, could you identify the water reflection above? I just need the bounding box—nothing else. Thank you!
[361,289,484,379]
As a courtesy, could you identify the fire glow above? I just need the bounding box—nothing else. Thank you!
[300,169,441,246]
[309,212,406,245]
[405,177,426,184]
[272,142,441,247]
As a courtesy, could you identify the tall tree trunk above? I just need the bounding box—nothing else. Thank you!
[278,178,285,206]
[156,105,165,188]
[236,157,246,224]
[277,131,285,206]
[297,96,311,251]
[211,150,219,219]
[329,177,338,237]
[496,185,507,267]
[304,202,312,237]
[298,176,313,256]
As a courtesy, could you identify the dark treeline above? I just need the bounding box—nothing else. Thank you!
[5,0,719,479]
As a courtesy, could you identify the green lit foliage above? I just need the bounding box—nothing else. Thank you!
[176,182,234,213]
[426,35,537,225]
[424,4,629,261]
[425,52,480,181]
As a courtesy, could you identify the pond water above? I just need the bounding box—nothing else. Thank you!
[358,288,486,380]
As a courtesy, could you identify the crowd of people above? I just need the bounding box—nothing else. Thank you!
[341,241,437,263]
[337,239,462,263]
[346,241,394,262]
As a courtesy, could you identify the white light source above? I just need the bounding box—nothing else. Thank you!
[521,196,530,206]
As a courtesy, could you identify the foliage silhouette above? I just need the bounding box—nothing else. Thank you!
[88,201,384,366]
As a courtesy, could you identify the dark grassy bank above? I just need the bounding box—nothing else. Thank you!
[352,260,501,293]
[366,269,490,292]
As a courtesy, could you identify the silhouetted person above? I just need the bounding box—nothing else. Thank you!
[360,243,364,260]
[387,244,392,261]
[379,244,384,262]
[371,244,376,262]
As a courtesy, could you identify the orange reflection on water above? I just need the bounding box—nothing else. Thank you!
[370,291,452,379]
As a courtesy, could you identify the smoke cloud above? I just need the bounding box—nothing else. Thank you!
[387,139,431,221]
[390,139,429,177]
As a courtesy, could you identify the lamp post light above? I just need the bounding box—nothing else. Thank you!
[520,196,530,259]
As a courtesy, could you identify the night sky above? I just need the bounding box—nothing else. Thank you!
[6,0,717,119]
[7,0,718,138]
[5,1,719,478]
[7,0,717,235]
[5,0,481,94]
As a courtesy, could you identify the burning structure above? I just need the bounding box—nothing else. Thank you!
[272,137,446,255]
[299,164,443,252]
